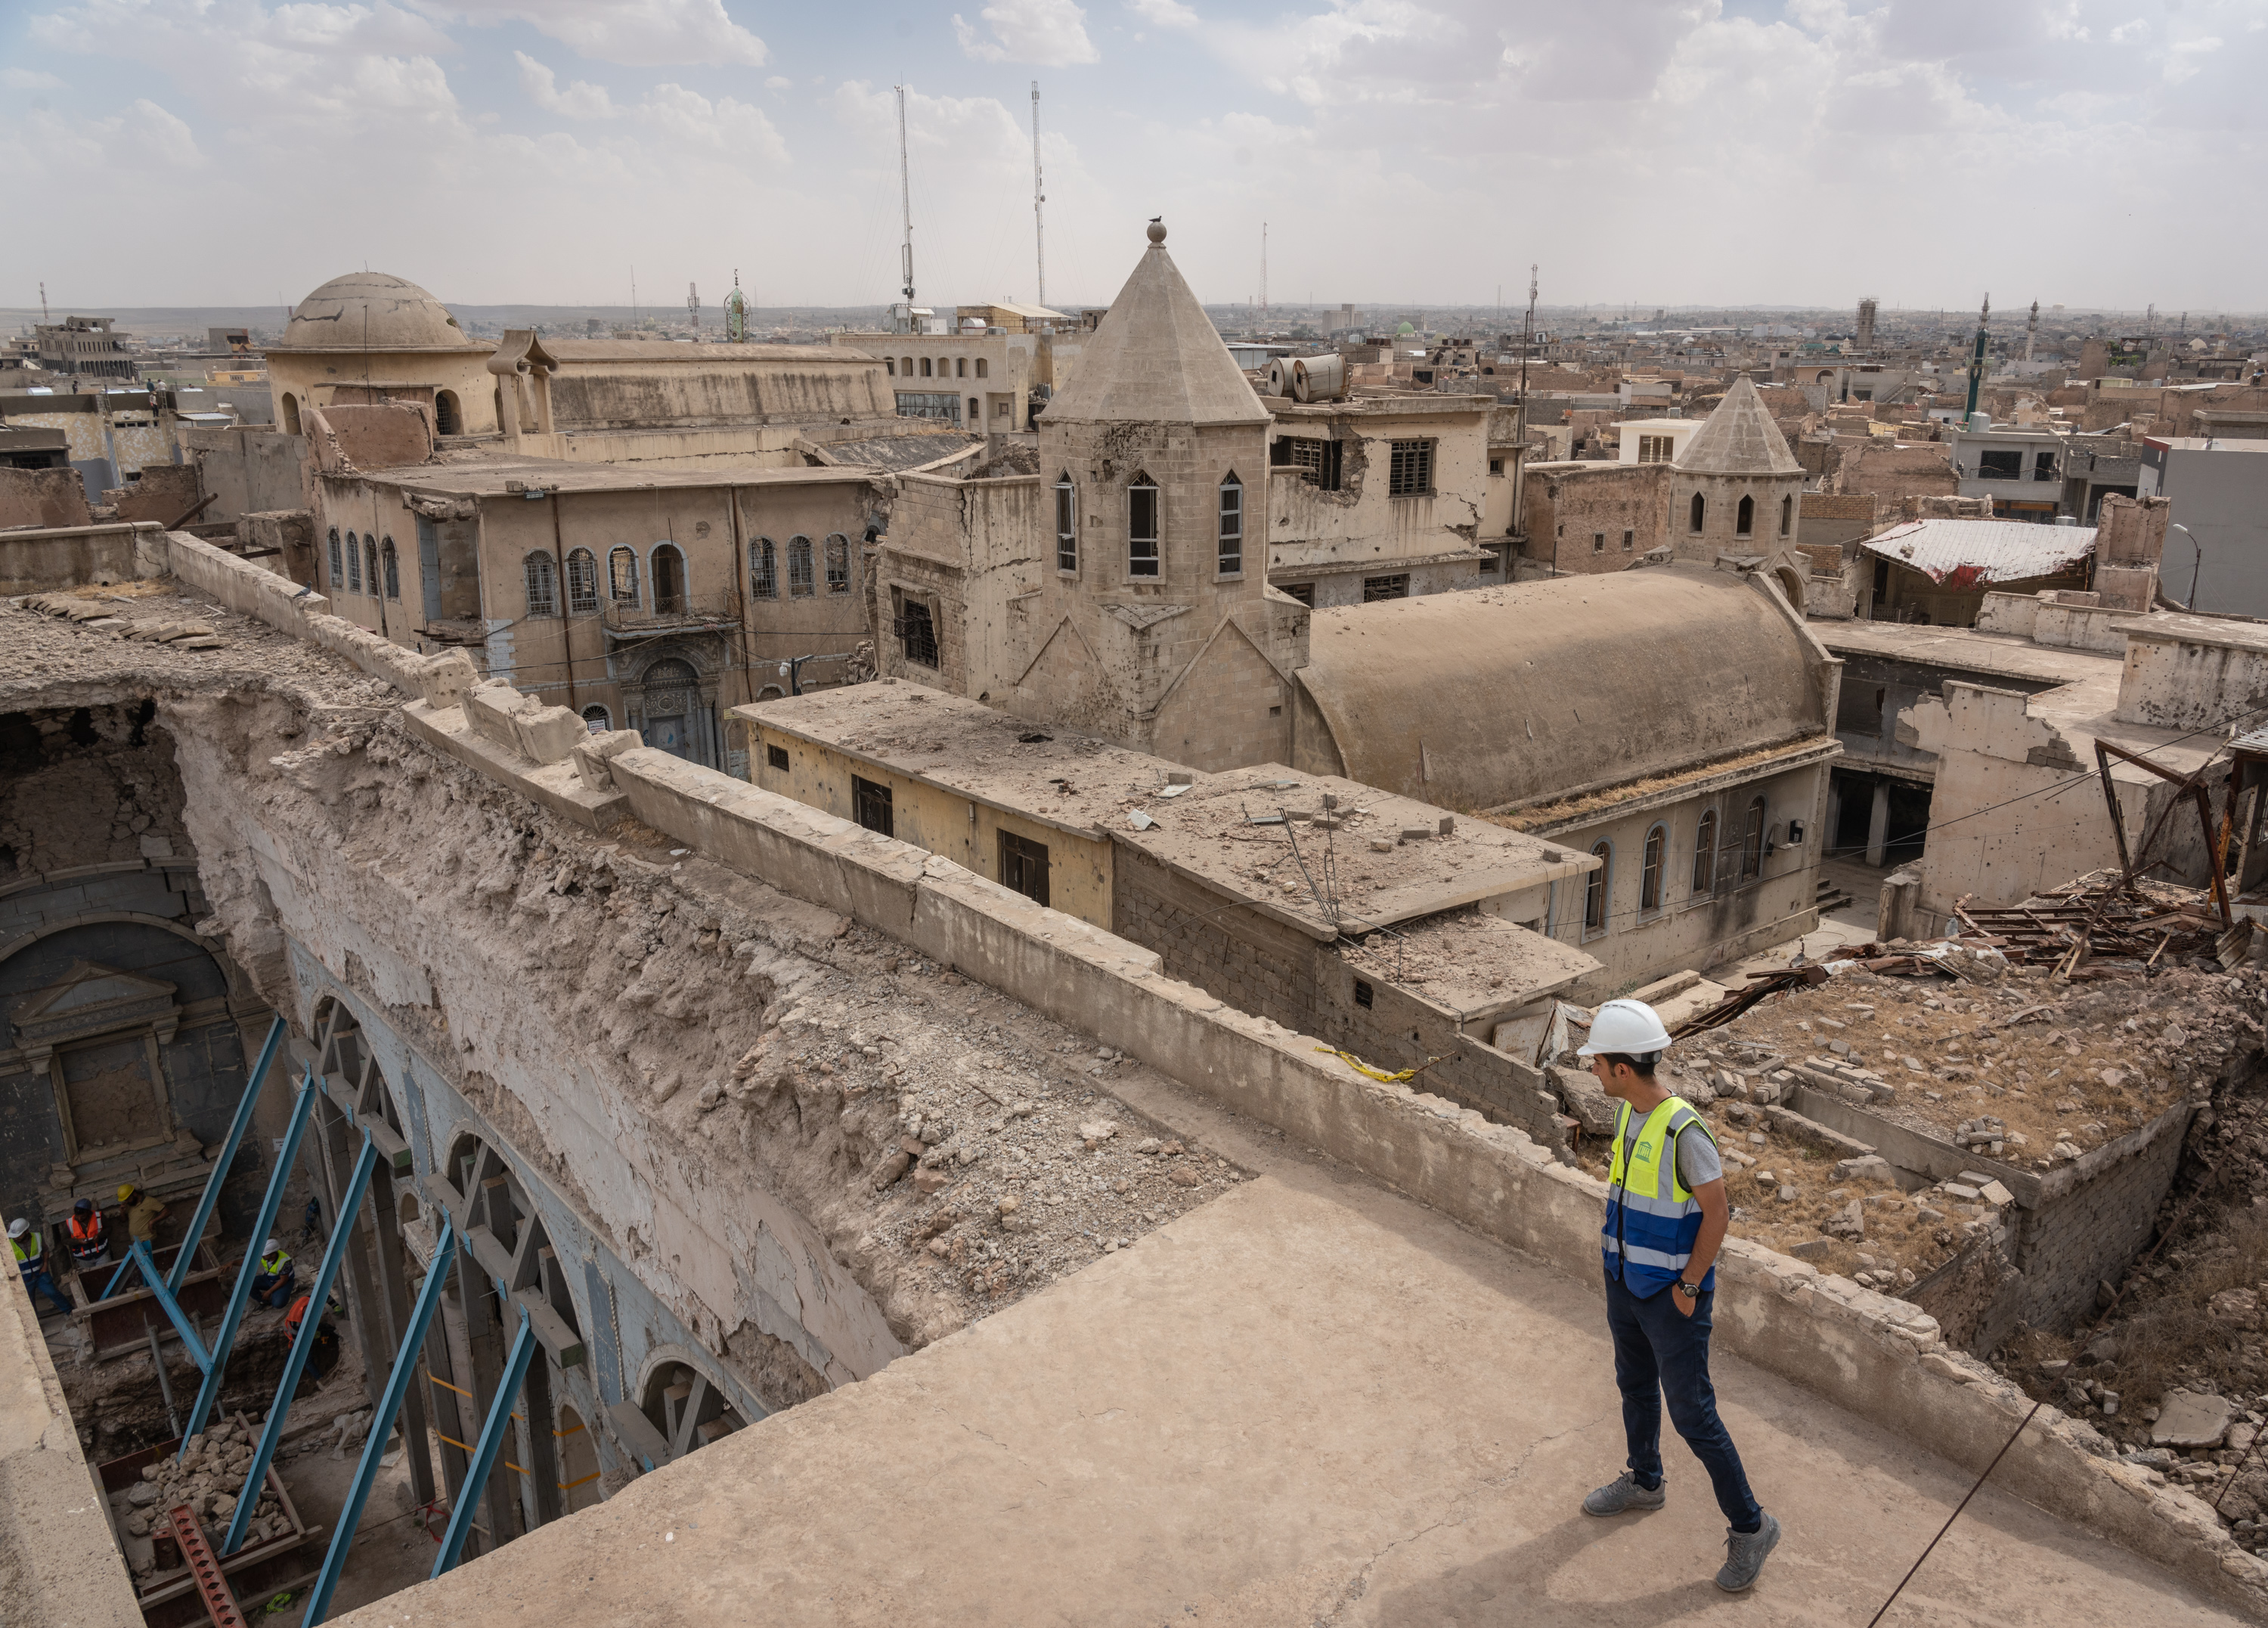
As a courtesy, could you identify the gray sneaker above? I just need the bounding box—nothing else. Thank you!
[1716,1512,1782,1591]
[1581,1471,1666,1517]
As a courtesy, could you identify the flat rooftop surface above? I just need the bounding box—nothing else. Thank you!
[339,1100,2247,1627]
[1816,619,2121,684]
[1340,907,1597,1016]
[743,686,1595,936]
[357,454,883,495]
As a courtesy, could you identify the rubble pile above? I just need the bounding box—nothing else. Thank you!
[111,1414,290,1586]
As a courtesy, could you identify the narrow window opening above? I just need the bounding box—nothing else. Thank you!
[1692,808,1718,893]
[1689,492,1706,533]
[825,534,850,594]
[1055,475,1078,572]
[788,535,815,597]
[1737,494,1755,537]
[1641,824,1665,912]
[608,545,640,606]
[1217,472,1243,575]
[751,537,777,599]
[897,594,939,668]
[1585,842,1611,935]
[1128,473,1160,578]
[652,543,686,613]
[566,547,600,614]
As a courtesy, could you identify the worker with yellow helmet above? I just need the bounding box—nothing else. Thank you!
[118,1184,168,1248]
[1578,997,1781,1594]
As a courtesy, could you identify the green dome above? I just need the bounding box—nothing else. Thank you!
[1396,321,1414,335]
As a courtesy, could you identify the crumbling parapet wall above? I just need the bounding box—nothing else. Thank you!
[0,521,168,595]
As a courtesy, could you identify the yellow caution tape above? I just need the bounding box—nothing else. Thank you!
[1315,1047,1422,1084]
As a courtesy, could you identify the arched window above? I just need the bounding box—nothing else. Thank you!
[824,534,850,594]
[345,531,362,593]
[581,705,612,733]
[751,537,778,599]
[609,545,640,606]
[1641,823,1666,912]
[787,535,815,597]
[434,389,460,436]
[652,543,686,613]
[1128,472,1160,578]
[1689,492,1706,533]
[1217,471,1243,575]
[1692,808,1718,893]
[968,397,980,422]
[566,547,600,614]
[974,357,989,380]
[280,393,302,435]
[955,357,966,378]
[920,357,932,377]
[1780,494,1793,537]
[1742,795,1767,881]
[524,550,559,617]
[900,355,913,376]
[380,536,400,600]
[1054,473,1077,572]
[326,526,342,586]
[885,358,897,376]
[1585,842,1611,935]
[1737,494,1755,537]
[365,537,379,597]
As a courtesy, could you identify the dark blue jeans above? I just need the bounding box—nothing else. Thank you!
[251,1267,296,1309]
[20,1268,73,1319]
[1604,1267,1761,1531]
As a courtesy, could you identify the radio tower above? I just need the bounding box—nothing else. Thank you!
[897,85,916,315]
[1030,82,1046,309]
[1260,222,1268,321]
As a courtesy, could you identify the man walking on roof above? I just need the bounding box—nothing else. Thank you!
[1578,997,1781,1594]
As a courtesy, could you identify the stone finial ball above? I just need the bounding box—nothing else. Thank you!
[1147,220,1167,243]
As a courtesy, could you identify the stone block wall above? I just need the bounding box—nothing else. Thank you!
[1108,842,1321,1037]
[2012,1103,2195,1333]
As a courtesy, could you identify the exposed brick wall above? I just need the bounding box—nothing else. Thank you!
[2011,1105,2194,1334]
[1518,462,1668,573]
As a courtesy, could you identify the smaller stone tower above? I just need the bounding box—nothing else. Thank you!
[1667,376,1807,560]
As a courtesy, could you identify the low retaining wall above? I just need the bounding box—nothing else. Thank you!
[0,521,169,596]
[160,530,435,696]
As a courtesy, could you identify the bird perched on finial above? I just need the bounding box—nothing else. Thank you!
[1147,217,1166,243]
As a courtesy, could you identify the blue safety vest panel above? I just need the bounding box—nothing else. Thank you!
[1602,1095,1719,1297]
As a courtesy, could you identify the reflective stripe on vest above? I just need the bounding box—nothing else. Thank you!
[261,1250,291,1276]
[12,1235,41,1270]
[1601,1095,1718,1296]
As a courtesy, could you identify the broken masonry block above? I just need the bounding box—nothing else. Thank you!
[417,650,479,712]
[514,703,587,767]
[462,678,537,749]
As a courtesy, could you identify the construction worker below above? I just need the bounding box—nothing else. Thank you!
[10,1217,75,1320]
[248,1239,295,1310]
[1580,997,1783,1595]
[67,1197,108,1273]
[118,1183,167,1248]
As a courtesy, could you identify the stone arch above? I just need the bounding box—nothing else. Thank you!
[434,389,461,436]
[630,1343,759,1465]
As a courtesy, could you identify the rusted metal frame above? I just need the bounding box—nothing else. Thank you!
[2194,780,2234,926]
[2093,741,2136,885]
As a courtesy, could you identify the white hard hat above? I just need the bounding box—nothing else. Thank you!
[7,1219,27,1239]
[1577,997,1675,1059]
[265,1238,280,1253]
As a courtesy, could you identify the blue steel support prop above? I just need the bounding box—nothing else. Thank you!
[105,1241,212,1370]
[431,1303,537,1580]
[178,1071,318,1456]
[302,1220,458,1628]
[171,1013,287,1295]
[221,1132,377,1556]
[98,1014,287,1305]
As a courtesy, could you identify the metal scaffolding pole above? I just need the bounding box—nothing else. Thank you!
[431,1307,538,1578]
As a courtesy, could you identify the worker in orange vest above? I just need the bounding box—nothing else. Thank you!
[67,1198,108,1273]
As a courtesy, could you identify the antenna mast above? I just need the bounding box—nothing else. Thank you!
[39,282,49,324]
[1030,81,1046,309]
[1260,222,1268,321]
[896,84,916,312]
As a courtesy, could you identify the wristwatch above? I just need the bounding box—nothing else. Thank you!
[1675,1279,1703,1299]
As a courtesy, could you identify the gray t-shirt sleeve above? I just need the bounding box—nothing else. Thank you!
[1675,1122,1723,1189]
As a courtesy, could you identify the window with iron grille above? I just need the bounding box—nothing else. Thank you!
[788,536,815,597]
[1637,434,1675,464]
[1387,439,1433,495]
[345,532,362,592]
[1362,574,1408,602]
[852,776,894,837]
[609,545,640,605]
[750,538,777,599]
[998,830,1050,907]
[1054,475,1077,572]
[567,548,600,614]
[1282,582,1315,606]
[327,527,342,586]
[766,743,789,771]
[825,534,850,594]
[897,594,939,668]
[1217,473,1242,575]
[524,551,559,617]
[1128,474,1160,577]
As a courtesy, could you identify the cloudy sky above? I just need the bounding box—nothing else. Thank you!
[3,0,2262,316]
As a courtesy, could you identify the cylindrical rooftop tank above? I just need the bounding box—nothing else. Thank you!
[1264,359,1290,399]
[1290,353,1346,403]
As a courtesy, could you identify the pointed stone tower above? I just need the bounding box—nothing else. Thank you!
[1668,375,1807,560]
[1003,222,1308,767]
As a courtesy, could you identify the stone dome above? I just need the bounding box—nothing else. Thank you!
[280,272,480,352]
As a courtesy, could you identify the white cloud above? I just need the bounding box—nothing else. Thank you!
[764,75,792,89]
[953,0,1101,66]
[407,0,767,66]
[1128,0,1201,29]
[2110,18,2151,43]
[0,67,65,89]
[516,53,616,117]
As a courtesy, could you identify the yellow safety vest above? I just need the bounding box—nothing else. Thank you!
[260,1248,291,1276]
[1603,1095,1719,1295]
[12,1234,41,1268]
